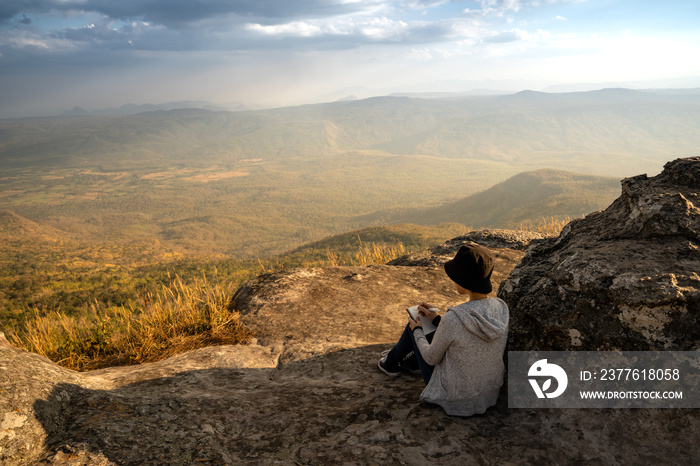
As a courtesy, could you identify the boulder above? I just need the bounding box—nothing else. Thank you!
[499,156,700,351]
[388,228,548,268]
[229,242,525,364]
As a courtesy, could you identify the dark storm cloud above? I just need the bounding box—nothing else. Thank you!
[0,0,467,55]
[52,21,208,52]
[0,0,378,25]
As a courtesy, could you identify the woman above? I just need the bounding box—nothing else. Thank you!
[378,243,509,416]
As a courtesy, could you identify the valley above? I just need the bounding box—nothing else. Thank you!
[3,88,697,261]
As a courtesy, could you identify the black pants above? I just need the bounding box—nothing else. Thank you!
[384,323,435,385]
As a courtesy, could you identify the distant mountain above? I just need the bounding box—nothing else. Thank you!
[4,88,700,177]
[61,101,247,117]
[62,106,90,116]
[389,89,506,98]
[359,169,621,229]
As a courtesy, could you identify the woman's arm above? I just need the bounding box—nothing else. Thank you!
[413,311,455,366]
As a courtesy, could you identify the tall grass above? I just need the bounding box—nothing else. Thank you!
[7,239,413,370]
[6,234,463,370]
[325,237,409,266]
[518,216,572,236]
[8,275,254,371]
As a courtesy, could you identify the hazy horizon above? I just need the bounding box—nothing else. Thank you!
[2,0,699,119]
[6,80,700,120]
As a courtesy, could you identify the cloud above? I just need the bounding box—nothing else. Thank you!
[0,0,575,51]
[245,16,442,44]
[246,21,325,38]
[483,29,525,43]
[0,1,421,52]
[465,0,586,18]
[0,0,550,63]
[464,0,524,17]
[0,0,384,25]
[2,0,618,118]
[402,0,452,9]
[0,28,80,64]
[52,20,192,51]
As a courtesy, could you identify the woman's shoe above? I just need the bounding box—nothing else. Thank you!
[398,353,422,376]
[377,353,401,378]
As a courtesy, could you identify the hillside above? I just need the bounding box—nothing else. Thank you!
[0,219,468,323]
[282,223,468,263]
[360,168,621,229]
[0,209,66,239]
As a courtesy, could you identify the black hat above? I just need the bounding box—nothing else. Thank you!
[443,244,494,294]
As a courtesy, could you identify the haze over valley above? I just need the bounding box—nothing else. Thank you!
[3,89,698,262]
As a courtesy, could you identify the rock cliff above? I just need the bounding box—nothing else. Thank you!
[1,158,699,465]
[500,156,700,351]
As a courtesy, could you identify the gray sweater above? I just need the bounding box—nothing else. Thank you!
[414,297,509,416]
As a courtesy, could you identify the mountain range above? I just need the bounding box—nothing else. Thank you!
[3,88,699,175]
[61,101,250,116]
[1,88,696,260]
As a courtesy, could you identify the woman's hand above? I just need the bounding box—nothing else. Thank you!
[417,302,439,322]
[408,317,422,331]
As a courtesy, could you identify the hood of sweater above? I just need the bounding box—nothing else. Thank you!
[452,298,509,342]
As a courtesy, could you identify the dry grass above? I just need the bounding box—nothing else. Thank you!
[325,237,409,266]
[8,275,254,371]
[518,216,572,236]
[6,239,423,370]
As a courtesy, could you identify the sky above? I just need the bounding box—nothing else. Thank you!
[1,0,699,118]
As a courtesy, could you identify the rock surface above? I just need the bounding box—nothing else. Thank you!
[2,333,698,465]
[387,229,547,268]
[229,242,525,365]
[500,157,700,351]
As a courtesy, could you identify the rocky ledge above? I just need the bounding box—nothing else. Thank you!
[500,156,699,351]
